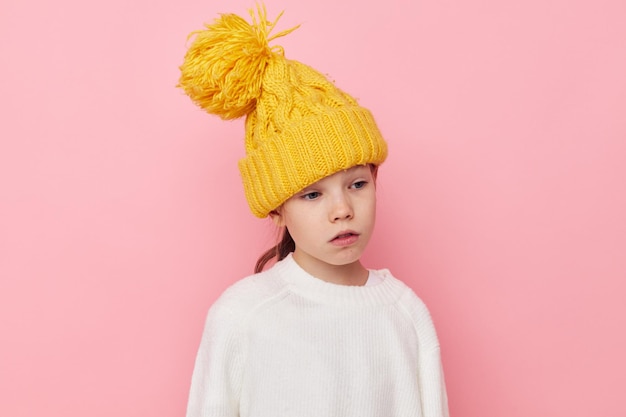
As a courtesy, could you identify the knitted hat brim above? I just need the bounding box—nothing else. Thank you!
[238,106,387,218]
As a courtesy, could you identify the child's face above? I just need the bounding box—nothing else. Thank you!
[271,165,377,277]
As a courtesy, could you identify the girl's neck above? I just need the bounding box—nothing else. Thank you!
[291,253,369,286]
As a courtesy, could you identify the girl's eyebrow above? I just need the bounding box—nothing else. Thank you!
[346,168,370,178]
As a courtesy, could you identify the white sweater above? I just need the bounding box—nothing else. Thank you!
[187,254,449,417]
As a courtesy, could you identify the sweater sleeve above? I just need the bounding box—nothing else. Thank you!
[402,291,450,417]
[418,345,449,417]
[186,296,245,417]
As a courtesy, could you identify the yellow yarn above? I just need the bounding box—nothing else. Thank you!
[179,6,388,218]
[178,5,298,119]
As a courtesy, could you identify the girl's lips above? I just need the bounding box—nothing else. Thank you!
[330,232,359,246]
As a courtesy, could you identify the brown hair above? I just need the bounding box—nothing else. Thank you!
[255,227,295,273]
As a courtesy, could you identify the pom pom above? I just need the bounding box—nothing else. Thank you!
[178,5,299,120]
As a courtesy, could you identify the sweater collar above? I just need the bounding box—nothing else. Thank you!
[272,253,406,306]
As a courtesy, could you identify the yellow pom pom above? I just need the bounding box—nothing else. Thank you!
[178,5,299,120]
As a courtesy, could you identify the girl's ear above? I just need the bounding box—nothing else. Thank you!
[269,209,285,227]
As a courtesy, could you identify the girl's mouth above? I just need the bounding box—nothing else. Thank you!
[330,232,359,246]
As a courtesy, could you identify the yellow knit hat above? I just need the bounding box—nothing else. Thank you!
[178,6,388,218]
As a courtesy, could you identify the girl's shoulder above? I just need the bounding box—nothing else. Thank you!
[377,271,441,349]
[207,266,289,321]
[369,268,423,301]
[372,268,437,323]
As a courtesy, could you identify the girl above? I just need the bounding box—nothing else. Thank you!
[178,6,449,417]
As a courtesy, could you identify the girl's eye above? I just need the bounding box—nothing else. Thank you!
[351,181,367,189]
[302,191,320,200]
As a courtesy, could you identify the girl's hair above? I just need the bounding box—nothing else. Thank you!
[255,227,295,273]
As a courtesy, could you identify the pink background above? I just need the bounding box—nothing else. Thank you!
[1,0,625,415]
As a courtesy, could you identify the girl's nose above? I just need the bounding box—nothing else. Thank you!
[330,194,354,222]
